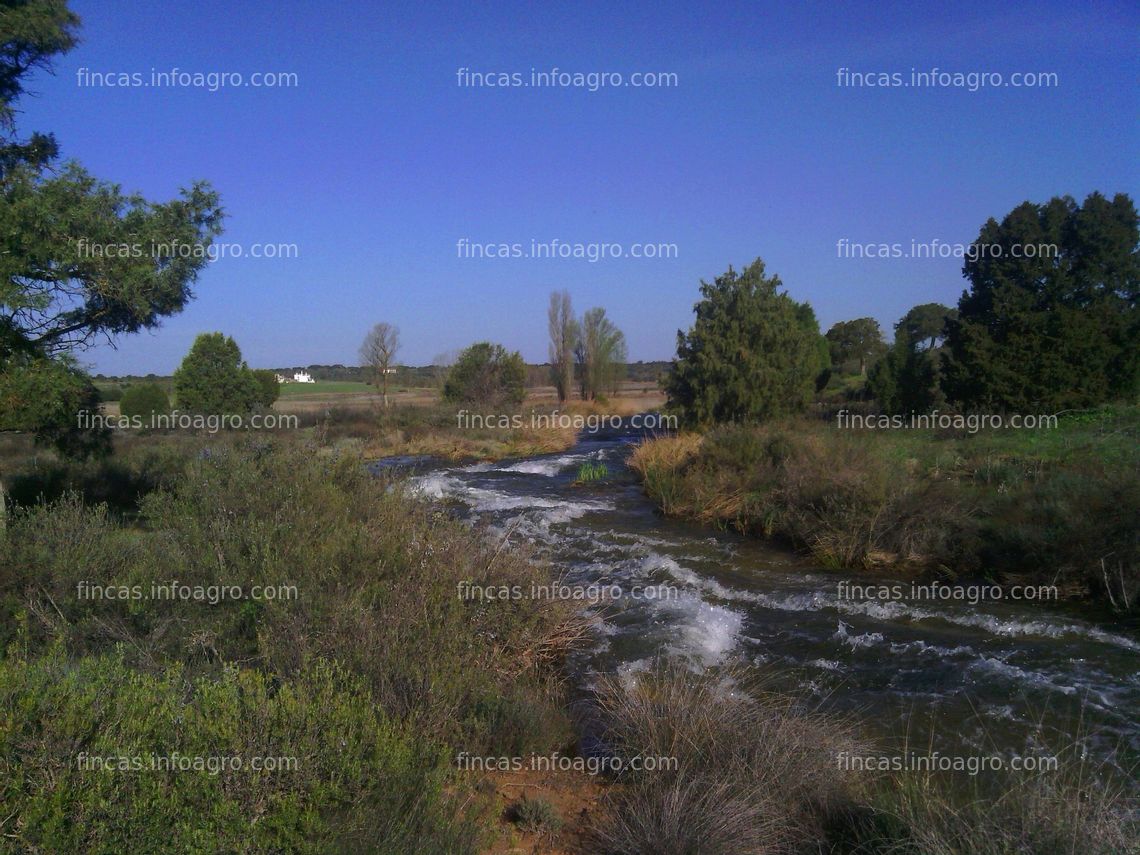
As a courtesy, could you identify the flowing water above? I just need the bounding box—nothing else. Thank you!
[380,422,1139,781]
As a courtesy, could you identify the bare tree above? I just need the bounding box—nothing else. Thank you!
[431,349,460,390]
[359,323,401,408]
[548,290,577,403]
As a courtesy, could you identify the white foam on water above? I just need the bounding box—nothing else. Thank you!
[968,657,1078,696]
[409,473,465,499]
[808,659,843,671]
[887,640,976,658]
[834,620,885,650]
[656,591,744,666]
[498,456,577,476]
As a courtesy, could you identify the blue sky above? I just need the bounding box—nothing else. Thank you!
[18,0,1139,374]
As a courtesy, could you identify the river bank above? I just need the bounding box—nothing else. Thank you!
[1,431,1135,851]
[628,406,1139,612]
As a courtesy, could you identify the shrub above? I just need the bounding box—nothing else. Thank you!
[585,663,863,854]
[510,794,563,835]
[172,332,262,414]
[0,652,477,854]
[251,369,280,407]
[1,439,580,740]
[442,342,526,407]
[119,382,171,419]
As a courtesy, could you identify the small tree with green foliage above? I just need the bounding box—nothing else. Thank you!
[251,369,280,408]
[442,342,526,407]
[825,318,886,375]
[119,383,170,420]
[867,304,956,415]
[172,333,261,414]
[663,258,820,426]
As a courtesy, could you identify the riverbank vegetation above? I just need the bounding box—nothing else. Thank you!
[0,439,585,851]
[632,407,1138,609]
[637,193,1138,610]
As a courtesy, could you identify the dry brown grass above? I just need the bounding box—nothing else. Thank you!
[583,664,865,855]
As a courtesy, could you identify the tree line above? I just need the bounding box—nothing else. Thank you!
[664,192,1138,426]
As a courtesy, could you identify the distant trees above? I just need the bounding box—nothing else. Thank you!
[545,291,627,401]
[119,383,171,419]
[825,318,886,375]
[442,342,526,407]
[867,303,954,414]
[664,258,820,426]
[172,333,262,414]
[896,303,956,351]
[547,291,578,402]
[359,323,401,408]
[575,307,627,400]
[942,192,1138,410]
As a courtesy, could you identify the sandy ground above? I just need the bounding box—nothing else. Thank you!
[478,767,606,855]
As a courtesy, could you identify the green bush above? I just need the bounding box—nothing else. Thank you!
[172,332,262,414]
[0,653,476,854]
[0,439,584,848]
[510,794,562,835]
[1,439,578,737]
[98,384,124,402]
[119,382,171,420]
[442,342,526,407]
[251,369,281,407]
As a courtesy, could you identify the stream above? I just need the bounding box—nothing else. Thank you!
[377,422,1139,782]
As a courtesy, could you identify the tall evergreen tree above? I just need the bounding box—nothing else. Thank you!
[664,258,818,426]
[942,193,1138,410]
[172,333,261,414]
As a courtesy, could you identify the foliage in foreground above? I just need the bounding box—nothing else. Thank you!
[0,440,581,850]
[584,666,1137,855]
[585,664,864,854]
[0,654,473,854]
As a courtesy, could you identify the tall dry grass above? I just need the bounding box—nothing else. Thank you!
[583,664,866,854]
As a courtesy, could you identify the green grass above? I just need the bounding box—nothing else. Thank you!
[630,405,1139,609]
[574,461,609,483]
[276,381,375,397]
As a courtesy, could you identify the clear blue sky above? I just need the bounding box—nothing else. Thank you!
[18,0,1139,374]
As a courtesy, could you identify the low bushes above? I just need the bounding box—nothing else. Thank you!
[584,664,865,854]
[629,410,1139,608]
[0,654,473,854]
[0,439,581,849]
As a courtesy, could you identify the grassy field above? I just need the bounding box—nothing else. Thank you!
[275,380,375,397]
[629,405,1139,609]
